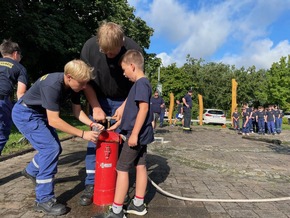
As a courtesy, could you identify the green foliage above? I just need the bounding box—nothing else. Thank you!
[0,0,154,82]
[2,115,88,156]
[266,56,290,110]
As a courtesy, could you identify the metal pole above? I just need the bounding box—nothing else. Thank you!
[158,67,160,82]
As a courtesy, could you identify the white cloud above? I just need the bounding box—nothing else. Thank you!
[156,52,176,66]
[221,39,290,69]
[129,0,290,69]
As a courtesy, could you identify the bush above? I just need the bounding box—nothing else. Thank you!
[282,117,289,125]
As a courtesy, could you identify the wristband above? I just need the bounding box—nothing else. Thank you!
[81,130,84,138]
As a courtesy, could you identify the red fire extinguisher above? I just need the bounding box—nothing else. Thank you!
[93,130,121,206]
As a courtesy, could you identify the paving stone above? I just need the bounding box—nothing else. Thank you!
[1,127,290,217]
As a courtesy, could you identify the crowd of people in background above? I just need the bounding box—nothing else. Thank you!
[233,103,284,136]
[150,90,193,133]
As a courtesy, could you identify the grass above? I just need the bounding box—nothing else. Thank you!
[2,115,90,156]
[3,116,290,156]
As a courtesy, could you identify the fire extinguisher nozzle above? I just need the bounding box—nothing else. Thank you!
[120,134,126,141]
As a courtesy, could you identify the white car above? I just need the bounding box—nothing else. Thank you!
[201,109,226,125]
[283,112,290,119]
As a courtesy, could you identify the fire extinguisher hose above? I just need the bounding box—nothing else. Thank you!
[147,176,290,203]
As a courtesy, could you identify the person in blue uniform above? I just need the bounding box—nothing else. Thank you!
[273,105,281,134]
[265,105,276,135]
[241,107,249,135]
[256,106,266,135]
[232,107,240,131]
[182,90,193,131]
[93,50,153,218]
[12,59,104,216]
[80,22,143,206]
[0,39,28,155]
[150,91,165,130]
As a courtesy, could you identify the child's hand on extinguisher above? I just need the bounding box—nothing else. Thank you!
[107,120,121,131]
[90,122,104,132]
[82,130,100,143]
[128,134,138,147]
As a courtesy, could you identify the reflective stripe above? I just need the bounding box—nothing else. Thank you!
[86,170,95,174]
[36,178,53,184]
[32,158,39,168]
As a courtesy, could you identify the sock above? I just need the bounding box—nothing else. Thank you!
[112,202,123,214]
[133,195,144,207]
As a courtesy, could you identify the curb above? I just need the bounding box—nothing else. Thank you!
[0,136,75,162]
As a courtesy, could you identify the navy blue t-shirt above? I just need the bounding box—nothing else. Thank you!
[80,36,142,98]
[183,94,192,108]
[242,111,249,122]
[256,110,265,119]
[0,57,28,96]
[273,109,280,118]
[266,110,275,121]
[150,96,164,114]
[22,73,80,113]
[246,107,253,118]
[177,103,182,113]
[232,112,239,119]
[120,77,154,145]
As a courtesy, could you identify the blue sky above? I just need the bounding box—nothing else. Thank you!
[127,0,290,70]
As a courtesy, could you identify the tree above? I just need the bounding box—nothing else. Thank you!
[266,56,290,110]
[0,0,154,82]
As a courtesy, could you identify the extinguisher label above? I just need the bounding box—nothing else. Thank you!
[100,163,112,168]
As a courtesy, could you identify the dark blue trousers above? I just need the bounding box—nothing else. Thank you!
[183,107,192,129]
[258,118,265,134]
[12,100,61,203]
[267,121,275,134]
[0,97,13,155]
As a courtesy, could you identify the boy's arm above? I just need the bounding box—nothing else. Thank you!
[128,101,148,147]
[46,107,101,143]
[83,84,107,123]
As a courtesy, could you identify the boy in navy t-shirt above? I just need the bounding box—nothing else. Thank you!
[265,105,276,135]
[93,50,153,218]
[232,108,240,131]
[12,60,104,216]
[256,106,266,134]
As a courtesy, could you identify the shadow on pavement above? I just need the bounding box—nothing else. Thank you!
[146,153,170,203]
[0,171,22,186]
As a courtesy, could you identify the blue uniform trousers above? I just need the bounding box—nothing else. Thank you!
[233,119,239,130]
[248,118,253,132]
[242,120,249,134]
[183,107,192,129]
[258,118,265,134]
[267,121,275,134]
[84,97,124,186]
[12,100,61,203]
[275,118,281,133]
[0,97,13,155]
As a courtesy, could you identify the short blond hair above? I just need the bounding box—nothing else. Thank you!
[64,59,94,81]
[97,22,124,52]
[120,49,144,71]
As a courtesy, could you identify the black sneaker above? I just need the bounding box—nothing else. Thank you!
[92,208,126,218]
[79,185,94,206]
[21,169,36,185]
[126,200,147,216]
[34,198,67,216]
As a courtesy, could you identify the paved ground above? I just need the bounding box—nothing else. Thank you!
[1,125,290,218]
